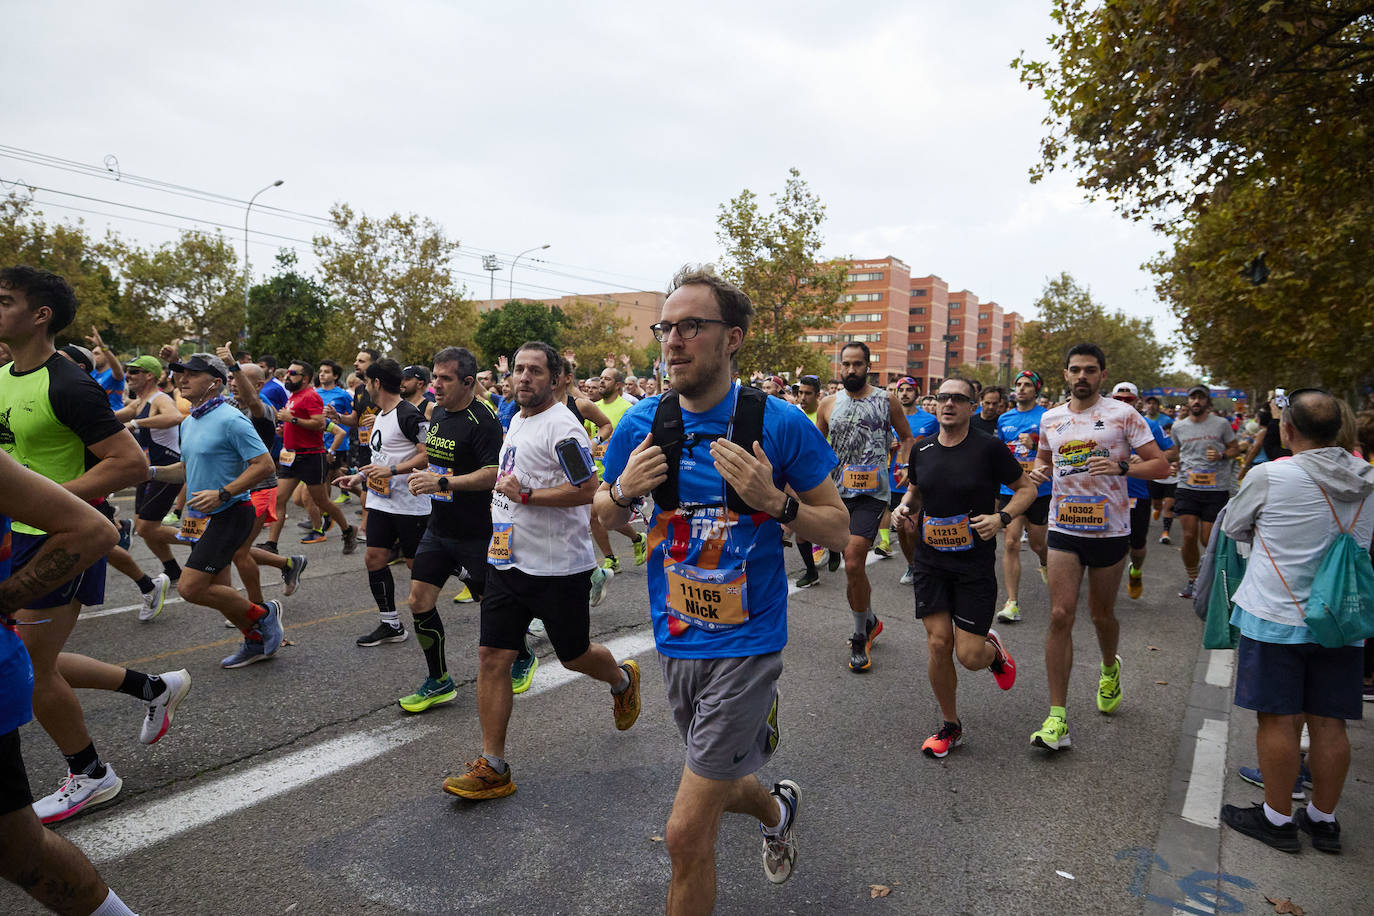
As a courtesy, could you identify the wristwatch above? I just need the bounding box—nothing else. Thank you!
[1118,460,1131,477]
[611,480,635,508]
[775,495,800,524]
[997,510,1012,527]
[437,475,450,492]
[389,464,398,476]
[218,487,233,504]
[519,487,533,505]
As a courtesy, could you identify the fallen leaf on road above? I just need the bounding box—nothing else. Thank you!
[869,885,891,898]
[650,835,663,842]
[1265,896,1305,915]
[1156,680,1168,685]
[1148,645,1159,651]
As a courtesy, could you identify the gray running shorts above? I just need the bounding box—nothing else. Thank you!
[660,651,782,781]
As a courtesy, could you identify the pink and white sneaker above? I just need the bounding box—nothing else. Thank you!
[33,766,123,824]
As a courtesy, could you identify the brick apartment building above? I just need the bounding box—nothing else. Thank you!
[479,291,667,354]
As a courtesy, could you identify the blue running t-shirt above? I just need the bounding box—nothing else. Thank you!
[997,405,1052,498]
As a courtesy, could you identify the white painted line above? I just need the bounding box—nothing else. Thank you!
[1204,650,1234,688]
[526,628,658,695]
[84,579,285,620]
[787,548,884,596]
[66,721,435,864]
[1180,717,1229,828]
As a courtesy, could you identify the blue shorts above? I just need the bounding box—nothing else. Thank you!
[10,532,106,610]
[1234,635,1364,720]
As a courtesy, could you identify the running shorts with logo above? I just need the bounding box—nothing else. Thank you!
[843,495,886,540]
[660,651,782,781]
[481,566,592,662]
[185,501,256,575]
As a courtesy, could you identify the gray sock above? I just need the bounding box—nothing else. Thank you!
[611,664,630,694]
[851,610,873,637]
[481,753,508,773]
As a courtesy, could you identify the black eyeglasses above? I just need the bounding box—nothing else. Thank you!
[934,392,971,404]
[650,317,731,342]
[125,368,144,376]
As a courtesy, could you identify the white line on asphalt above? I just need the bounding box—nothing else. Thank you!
[1180,717,1229,828]
[1203,650,1234,688]
[787,547,884,596]
[64,627,660,864]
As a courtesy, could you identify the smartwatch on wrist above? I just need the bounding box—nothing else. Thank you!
[997,510,1012,527]
[775,495,800,524]
[519,487,532,505]
[218,487,232,504]
[1118,460,1131,477]
[438,475,450,492]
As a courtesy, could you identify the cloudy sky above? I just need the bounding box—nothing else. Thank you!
[5,1,1180,351]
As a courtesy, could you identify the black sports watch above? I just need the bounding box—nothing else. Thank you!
[775,495,800,524]
[437,475,450,492]
[217,487,233,504]
[997,510,1012,527]
[1117,460,1131,477]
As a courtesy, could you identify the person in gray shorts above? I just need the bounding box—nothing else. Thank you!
[1167,385,1240,599]
[595,267,849,914]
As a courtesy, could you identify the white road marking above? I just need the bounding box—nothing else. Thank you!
[64,628,660,863]
[1180,717,1229,828]
[788,547,884,596]
[1203,650,1234,688]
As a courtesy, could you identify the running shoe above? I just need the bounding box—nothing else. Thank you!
[162,510,180,526]
[1178,579,1195,599]
[1097,655,1123,714]
[221,639,268,668]
[139,573,171,622]
[1238,763,1310,801]
[602,555,621,573]
[332,492,351,505]
[452,584,474,604]
[985,629,1016,690]
[443,757,515,800]
[398,676,457,713]
[873,544,893,559]
[921,720,963,758]
[1158,533,1171,545]
[613,659,641,730]
[117,518,132,550]
[589,567,610,607]
[794,570,819,589]
[300,530,327,545]
[296,520,315,531]
[511,652,539,694]
[356,622,408,647]
[342,525,359,555]
[139,669,191,745]
[633,535,648,566]
[899,567,913,586]
[256,540,279,554]
[32,767,123,824]
[847,617,882,673]
[1294,807,1342,854]
[827,551,841,573]
[1127,564,1143,599]
[321,515,334,533]
[282,555,307,596]
[761,779,801,884]
[1038,565,1048,585]
[996,600,1021,623]
[1030,713,1071,751]
[257,600,285,656]
[1220,803,1299,854]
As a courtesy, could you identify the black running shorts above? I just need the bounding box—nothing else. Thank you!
[364,511,428,559]
[411,529,488,596]
[1173,489,1229,523]
[0,729,34,816]
[278,451,327,485]
[911,562,998,636]
[481,566,592,663]
[1047,531,1130,569]
[186,501,256,575]
[843,495,886,542]
[135,479,182,522]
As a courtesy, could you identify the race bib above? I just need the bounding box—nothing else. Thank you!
[591,441,608,460]
[1019,459,1037,475]
[1056,495,1109,532]
[842,464,880,493]
[665,563,749,631]
[177,509,208,543]
[922,513,974,551]
[278,449,296,468]
[488,522,513,567]
[1187,469,1218,489]
[367,473,391,496]
[1129,498,1139,509]
[428,464,451,502]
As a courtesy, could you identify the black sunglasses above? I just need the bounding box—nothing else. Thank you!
[935,392,971,404]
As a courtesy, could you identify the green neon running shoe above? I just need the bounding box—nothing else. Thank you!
[398,676,457,713]
[1030,714,1071,751]
[633,535,648,566]
[511,652,539,695]
[1097,655,1123,714]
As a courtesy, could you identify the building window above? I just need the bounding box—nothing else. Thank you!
[910,288,927,297]
[978,312,989,320]
[978,327,989,335]
[843,312,883,323]
[842,292,883,303]
[909,307,925,315]
[949,317,961,326]
[977,342,989,350]
[907,360,924,369]
[909,324,925,333]
[949,302,962,309]
[907,342,924,351]
[847,271,883,282]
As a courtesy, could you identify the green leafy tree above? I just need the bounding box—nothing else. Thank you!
[715,168,848,378]
[0,194,124,348]
[314,204,477,365]
[118,230,243,351]
[245,250,335,365]
[1016,273,1174,395]
[473,300,563,367]
[555,298,635,377]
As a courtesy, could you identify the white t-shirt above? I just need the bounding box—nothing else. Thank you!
[366,400,431,516]
[491,401,597,576]
[1040,396,1155,538]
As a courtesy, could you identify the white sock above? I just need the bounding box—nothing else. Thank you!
[762,795,789,836]
[1263,802,1293,826]
[1306,801,1336,823]
[91,888,137,916]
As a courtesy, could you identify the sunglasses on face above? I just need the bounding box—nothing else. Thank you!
[935,392,971,404]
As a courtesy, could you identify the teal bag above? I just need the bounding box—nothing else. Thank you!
[1203,529,1245,650]
[1258,484,1374,649]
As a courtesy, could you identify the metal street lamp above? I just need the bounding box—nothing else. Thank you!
[509,244,550,299]
[243,179,284,346]
[942,333,958,380]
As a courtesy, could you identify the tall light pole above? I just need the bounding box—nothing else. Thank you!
[509,244,550,299]
[482,255,502,308]
[243,179,284,347]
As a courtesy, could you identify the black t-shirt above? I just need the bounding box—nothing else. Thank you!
[1261,417,1291,461]
[423,399,503,542]
[352,385,376,450]
[909,427,1022,571]
[969,413,999,437]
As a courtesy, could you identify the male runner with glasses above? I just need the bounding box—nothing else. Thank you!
[597,266,847,912]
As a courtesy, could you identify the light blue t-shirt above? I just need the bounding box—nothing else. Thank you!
[890,409,938,494]
[318,386,354,450]
[1128,415,1173,499]
[180,402,269,514]
[997,405,1051,498]
[601,385,837,660]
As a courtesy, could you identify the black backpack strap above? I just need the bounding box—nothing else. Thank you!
[650,392,684,511]
[726,386,769,515]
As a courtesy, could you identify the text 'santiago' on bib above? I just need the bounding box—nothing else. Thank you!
[922,513,974,552]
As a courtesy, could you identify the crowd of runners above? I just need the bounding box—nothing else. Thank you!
[1,262,1371,915]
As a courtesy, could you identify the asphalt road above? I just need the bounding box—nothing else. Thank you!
[8,499,1369,915]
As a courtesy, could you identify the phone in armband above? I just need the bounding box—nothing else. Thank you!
[555,436,596,486]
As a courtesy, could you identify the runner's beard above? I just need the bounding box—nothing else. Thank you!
[842,374,866,392]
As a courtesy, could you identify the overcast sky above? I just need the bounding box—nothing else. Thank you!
[5,1,1184,358]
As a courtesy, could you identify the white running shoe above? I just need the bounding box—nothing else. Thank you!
[139,573,171,622]
[33,766,123,824]
[140,668,191,745]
